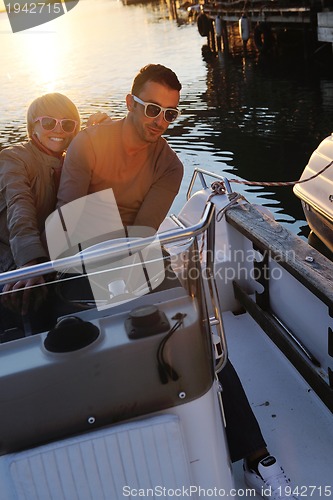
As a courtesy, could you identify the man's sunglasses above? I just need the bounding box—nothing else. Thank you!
[132,95,180,123]
[34,116,78,134]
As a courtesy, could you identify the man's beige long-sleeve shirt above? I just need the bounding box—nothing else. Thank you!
[57,118,184,230]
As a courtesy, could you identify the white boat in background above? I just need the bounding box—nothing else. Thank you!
[294,133,333,254]
[0,169,332,499]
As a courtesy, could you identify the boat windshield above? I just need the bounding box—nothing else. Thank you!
[0,190,214,342]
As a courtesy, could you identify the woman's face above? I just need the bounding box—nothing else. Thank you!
[32,114,77,153]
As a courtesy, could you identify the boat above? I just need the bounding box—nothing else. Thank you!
[0,168,332,499]
[294,133,333,255]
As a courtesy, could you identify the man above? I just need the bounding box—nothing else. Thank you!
[56,64,295,499]
[57,64,183,231]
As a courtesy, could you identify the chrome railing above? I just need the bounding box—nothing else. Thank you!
[0,202,215,286]
[187,169,233,200]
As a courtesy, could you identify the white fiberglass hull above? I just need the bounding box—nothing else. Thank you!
[294,133,333,252]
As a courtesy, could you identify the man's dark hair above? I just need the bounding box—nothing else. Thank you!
[131,64,182,96]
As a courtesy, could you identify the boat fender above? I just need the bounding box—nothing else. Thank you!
[239,14,250,42]
[44,316,100,353]
[125,304,170,339]
[254,22,273,52]
[215,15,222,37]
[197,12,210,37]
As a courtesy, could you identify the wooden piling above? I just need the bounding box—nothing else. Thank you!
[221,20,229,53]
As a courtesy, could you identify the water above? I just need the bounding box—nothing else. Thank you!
[1,0,333,238]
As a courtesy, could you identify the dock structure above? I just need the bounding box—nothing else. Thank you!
[318,11,333,45]
[191,0,333,58]
[203,0,313,24]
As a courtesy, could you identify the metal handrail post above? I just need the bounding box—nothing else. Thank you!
[205,206,228,372]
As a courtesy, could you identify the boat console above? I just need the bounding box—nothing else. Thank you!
[0,285,214,455]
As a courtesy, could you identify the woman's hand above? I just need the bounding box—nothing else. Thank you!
[1,262,48,315]
[86,112,111,127]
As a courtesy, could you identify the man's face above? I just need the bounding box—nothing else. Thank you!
[128,80,180,144]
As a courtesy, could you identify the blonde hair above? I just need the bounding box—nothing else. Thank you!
[27,92,81,138]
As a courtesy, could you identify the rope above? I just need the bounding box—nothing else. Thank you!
[198,159,333,261]
[199,192,249,260]
[215,193,249,222]
[212,159,333,190]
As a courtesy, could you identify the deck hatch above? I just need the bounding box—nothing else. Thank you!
[5,415,193,500]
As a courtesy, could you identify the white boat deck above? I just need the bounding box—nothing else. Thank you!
[223,310,333,496]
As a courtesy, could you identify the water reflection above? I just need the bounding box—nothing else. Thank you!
[8,28,64,92]
[198,45,333,234]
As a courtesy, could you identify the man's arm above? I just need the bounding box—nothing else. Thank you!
[133,154,184,230]
[57,130,95,207]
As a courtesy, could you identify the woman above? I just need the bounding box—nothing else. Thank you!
[0,93,107,331]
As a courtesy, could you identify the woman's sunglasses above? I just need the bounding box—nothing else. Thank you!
[34,116,78,134]
[132,95,180,123]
